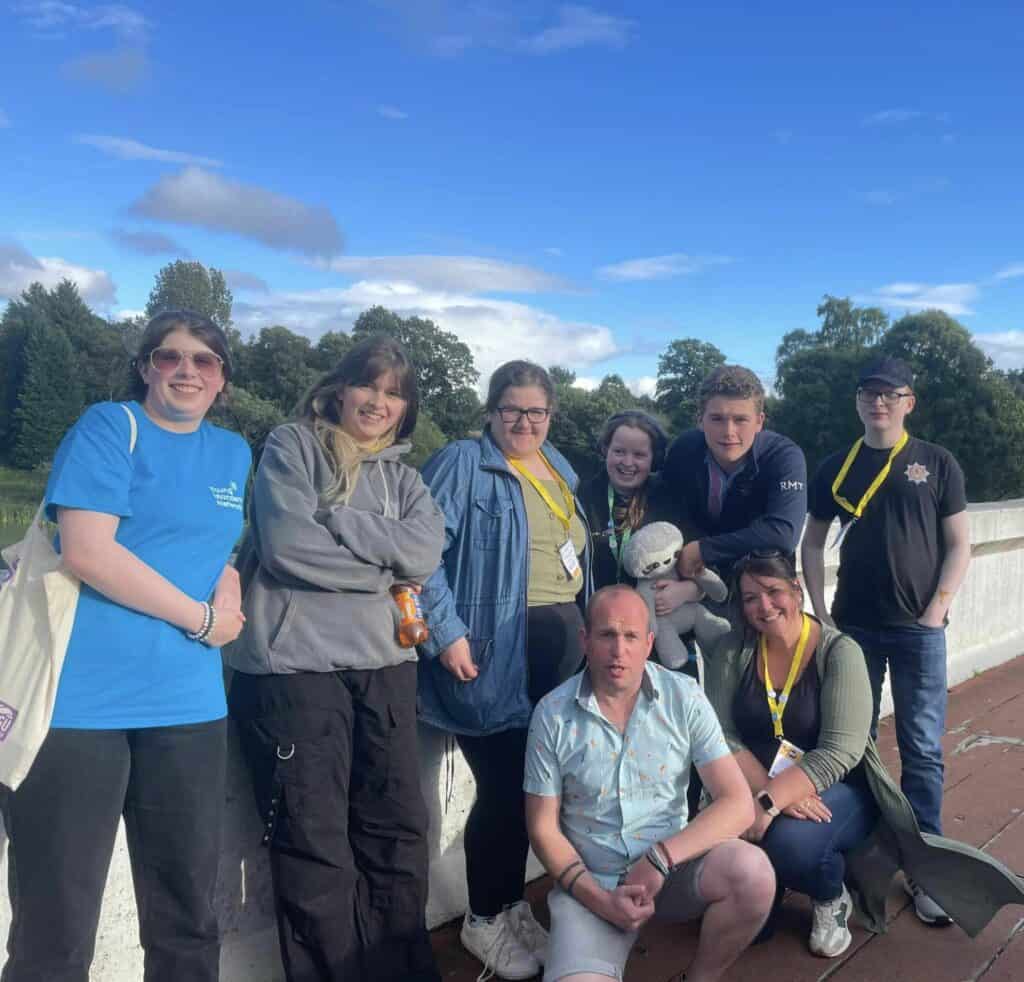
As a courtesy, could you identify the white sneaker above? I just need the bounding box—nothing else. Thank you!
[506,900,549,964]
[460,911,541,981]
[809,884,853,958]
[905,877,953,926]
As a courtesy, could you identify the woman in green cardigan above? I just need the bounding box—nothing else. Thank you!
[705,551,1024,959]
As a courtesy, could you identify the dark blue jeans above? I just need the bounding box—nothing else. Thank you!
[760,781,878,902]
[842,622,947,835]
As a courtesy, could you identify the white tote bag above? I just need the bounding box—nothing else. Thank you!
[0,404,137,791]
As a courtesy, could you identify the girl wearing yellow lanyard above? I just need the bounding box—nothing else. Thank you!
[416,361,592,979]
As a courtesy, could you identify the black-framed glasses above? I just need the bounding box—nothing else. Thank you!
[856,387,912,406]
[495,406,550,424]
[149,347,224,380]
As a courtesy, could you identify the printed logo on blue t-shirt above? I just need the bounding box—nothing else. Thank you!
[209,480,244,511]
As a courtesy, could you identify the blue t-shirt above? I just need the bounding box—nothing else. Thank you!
[44,401,251,728]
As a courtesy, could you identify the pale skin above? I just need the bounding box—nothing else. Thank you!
[801,385,972,629]
[604,423,700,615]
[441,383,561,682]
[733,572,835,840]
[57,328,245,646]
[678,396,765,579]
[526,588,775,982]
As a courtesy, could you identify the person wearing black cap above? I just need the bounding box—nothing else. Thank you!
[801,356,972,927]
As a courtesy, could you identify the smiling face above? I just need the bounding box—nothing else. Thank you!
[605,424,654,494]
[739,571,803,640]
[699,396,764,472]
[338,370,407,443]
[488,384,552,461]
[583,588,654,698]
[140,327,225,432]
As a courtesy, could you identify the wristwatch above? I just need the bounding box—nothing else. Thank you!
[756,790,780,817]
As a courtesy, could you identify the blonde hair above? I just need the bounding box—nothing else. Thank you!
[298,336,419,503]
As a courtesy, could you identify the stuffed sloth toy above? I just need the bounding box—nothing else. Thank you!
[622,522,732,669]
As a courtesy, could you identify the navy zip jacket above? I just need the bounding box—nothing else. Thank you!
[663,428,807,578]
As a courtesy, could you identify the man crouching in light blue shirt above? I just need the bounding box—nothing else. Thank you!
[525,585,775,982]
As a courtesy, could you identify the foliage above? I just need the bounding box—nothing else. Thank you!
[405,411,448,470]
[210,386,286,458]
[548,370,644,480]
[655,338,726,429]
[145,261,234,330]
[242,325,320,415]
[12,315,84,469]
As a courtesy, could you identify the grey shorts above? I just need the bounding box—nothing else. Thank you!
[544,854,709,982]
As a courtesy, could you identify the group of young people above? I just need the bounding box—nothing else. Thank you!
[2,309,1021,982]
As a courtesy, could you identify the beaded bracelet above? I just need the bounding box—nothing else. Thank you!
[186,601,215,644]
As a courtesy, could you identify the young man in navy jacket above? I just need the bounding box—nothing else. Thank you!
[664,365,807,586]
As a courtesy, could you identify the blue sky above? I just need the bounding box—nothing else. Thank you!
[2,0,1022,393]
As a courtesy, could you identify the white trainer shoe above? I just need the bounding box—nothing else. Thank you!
[809,883,853,958]
[506,900,549,964]
[460,910,540,981]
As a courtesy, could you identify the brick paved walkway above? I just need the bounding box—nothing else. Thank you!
[431,654,1024,981]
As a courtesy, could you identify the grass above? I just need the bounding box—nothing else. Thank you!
[0,465,48,554]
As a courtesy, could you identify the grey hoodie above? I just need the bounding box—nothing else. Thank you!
[225,421,444,675]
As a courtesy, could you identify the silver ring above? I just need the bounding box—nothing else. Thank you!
[276,743,295,760]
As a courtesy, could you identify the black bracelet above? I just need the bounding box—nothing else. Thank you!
[566,867,587,898]
[557,860,583,887]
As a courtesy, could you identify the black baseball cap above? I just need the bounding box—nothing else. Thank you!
[858,357,914,390]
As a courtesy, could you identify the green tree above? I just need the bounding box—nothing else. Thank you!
[210,385,286,455]
[877,310,1024,500]
[311,330,353,373]
[351,306,480,439]
[146,261,234,329]
[0,285,45,457]
[405,411,448,469]
[655,339,726,429]
[244,326,320,414]
[12,316,84,469]
[816,295,888,349]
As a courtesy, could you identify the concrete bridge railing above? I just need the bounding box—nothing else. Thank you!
[2,500,1023,980]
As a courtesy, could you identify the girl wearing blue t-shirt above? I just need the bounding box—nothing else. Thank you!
[226,336,445,982]
[2,310,251,982]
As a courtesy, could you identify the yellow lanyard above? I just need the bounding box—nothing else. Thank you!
[831,431,909,519]
[761,614,811,740]
[509,452,575,534]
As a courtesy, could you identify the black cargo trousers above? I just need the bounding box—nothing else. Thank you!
[230,661,440,982]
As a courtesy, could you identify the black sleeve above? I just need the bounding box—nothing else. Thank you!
[938,450,968,516]
[808,454,842,521]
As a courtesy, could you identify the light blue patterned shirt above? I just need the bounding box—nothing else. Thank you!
[524,661,730,888]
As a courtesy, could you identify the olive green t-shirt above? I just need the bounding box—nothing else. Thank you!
[517,474,586,606]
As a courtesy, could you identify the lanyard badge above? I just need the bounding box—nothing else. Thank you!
[761,613,811,740]
[829,431,909,548]
[509,452,581,580]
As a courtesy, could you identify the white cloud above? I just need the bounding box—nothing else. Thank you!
[129,167,344,256]
[0,109,9,128]
[861,282,979,316]
[76,133,223,167]
[518,5,633,55]
[233,279,617,387]
[16,2,149,41]
[114,307,145,321]
[110,227,189,256]
[572,376,599,391]
[597,253,731,282]
[377,104,408,120]
[863,108,922,126]
[62,47,149,92]
[628,375,657,398]
[316,255,567,293]
[973,331,1024,370]
[994,263,1024,282]
[0,241,116,305]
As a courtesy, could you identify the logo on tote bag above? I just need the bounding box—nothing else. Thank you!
[0,702,18,741]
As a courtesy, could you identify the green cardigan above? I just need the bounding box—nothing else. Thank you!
[706,622,1024,936]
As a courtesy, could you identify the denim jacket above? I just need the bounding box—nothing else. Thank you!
[416,431,592,736]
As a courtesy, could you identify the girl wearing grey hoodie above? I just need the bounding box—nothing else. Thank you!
[226,336,445,982]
